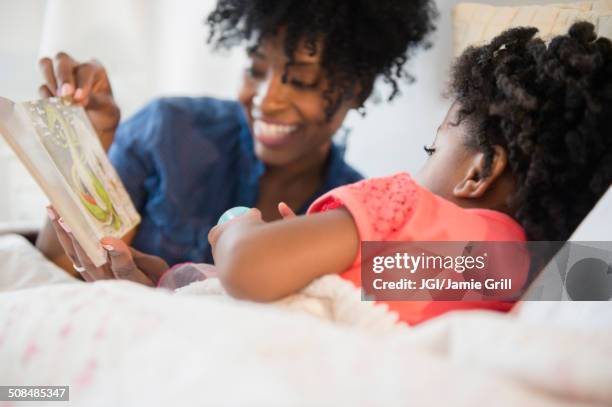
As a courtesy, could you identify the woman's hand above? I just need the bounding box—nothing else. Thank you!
[38,52,120,151]
[47,207,168,286]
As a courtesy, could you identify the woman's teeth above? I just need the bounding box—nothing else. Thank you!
[254,120,298,140]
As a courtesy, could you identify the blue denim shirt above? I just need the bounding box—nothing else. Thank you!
[109,97,363,265]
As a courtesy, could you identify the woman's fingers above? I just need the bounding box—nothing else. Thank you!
[53,52,77,97]
[37,53,120,150]
[47,206,107,281]
[46,207,79,265]
[79,271,95,282]
[278,202,296,219]
[38,57,58,96]
[73,59,107,106]
[38,52,101,103]
[39,52,77,98]
[129,247,170,285]
[100,238,155,286]
[38,84,54,99]
[47,207,156,285]
[70,234,114,280]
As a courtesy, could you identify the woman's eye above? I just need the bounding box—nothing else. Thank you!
[246,67,266,80]
[289,79,318,90]
[423,145,436,156]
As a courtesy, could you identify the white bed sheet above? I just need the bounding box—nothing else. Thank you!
[1,234,611,406]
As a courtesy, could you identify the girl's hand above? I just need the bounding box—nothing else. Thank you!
[208,208,264,251]
[47,207,168,285]
[208,203,294,251]
[207,204,359,302]
[277,202,296,219]
[38,52,120,151]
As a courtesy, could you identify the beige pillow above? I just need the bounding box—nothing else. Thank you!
[453,1,612,56]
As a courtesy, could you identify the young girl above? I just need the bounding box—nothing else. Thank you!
[51,23,612,325]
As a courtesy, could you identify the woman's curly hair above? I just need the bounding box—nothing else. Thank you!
[206,0,437,118]
[450,22,612,240]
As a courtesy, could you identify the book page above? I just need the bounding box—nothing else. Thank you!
[0,97,140,267]
[22,98,140,238]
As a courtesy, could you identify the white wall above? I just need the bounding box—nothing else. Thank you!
[0,0,578,226]
[344,0,577,177]
[0,0,49,226]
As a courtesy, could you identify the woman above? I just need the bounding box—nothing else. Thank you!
[37,0,437,274]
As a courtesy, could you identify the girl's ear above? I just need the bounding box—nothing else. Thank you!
[453,145,508,199]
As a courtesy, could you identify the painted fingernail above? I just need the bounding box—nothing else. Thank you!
[46,206,57,220]
[102,244,115,252]
[61,83,74,96]
[58,218,71,233]
[74,88,83,100]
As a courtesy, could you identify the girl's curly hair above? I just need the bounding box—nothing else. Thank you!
[450,22,612,240]
[206,0,437,118]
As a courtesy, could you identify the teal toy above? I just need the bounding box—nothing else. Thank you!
[217,206,250,225]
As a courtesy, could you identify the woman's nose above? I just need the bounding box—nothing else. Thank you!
[253,72,289,114]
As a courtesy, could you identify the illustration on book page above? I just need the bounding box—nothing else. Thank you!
[24,98,138,236]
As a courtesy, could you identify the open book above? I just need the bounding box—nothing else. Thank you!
[0,97,140,267]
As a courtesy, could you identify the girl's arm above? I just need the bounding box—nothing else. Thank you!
[208,208,359,301]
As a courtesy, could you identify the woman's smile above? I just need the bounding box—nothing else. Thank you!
[253,119,301,148]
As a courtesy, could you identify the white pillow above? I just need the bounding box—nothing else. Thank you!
[453,1,612,56]
[0,234,77,291]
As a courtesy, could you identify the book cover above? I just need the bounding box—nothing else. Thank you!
[0,96,140,267]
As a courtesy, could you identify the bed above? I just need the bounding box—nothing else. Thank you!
[1,201,611,407]
[1,2,611,405]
